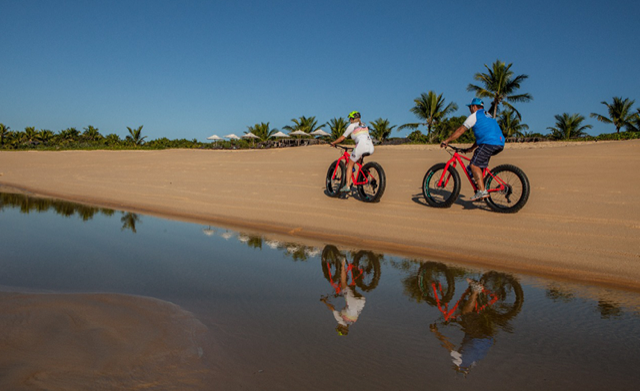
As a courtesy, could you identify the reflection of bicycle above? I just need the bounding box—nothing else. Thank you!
[417,262,524,323]
[321,245,381,293]
[326,145,386,202]
[423,145,530,213]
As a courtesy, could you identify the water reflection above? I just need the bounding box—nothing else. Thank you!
[0,191,140,233]
[414,262,524,375]
[319,245,382,336]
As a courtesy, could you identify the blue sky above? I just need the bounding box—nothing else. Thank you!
[1,0,639,141]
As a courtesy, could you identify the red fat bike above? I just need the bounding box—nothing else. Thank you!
[423,145,530,213]
[326,145,386,203]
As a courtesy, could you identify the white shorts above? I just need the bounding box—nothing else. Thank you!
[350,136,374,162]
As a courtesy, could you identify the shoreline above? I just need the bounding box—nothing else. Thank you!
[1,141,639,291]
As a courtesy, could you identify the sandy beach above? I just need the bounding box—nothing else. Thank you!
[1,140,639,290]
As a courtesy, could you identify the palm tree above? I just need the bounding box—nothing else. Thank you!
[547,113,592,140]
[467,59,533,119]
[24,127,39,144]
[38,129,55,144]
[327,117,349,142]
[247,122,277,141]
[398,91,458,143]
[590,97,636,133]
[631,109,640,132]
[104,133,122,146]
[126,125,146,146]
[82,125,103,142]
[369,118,396,143]
[282,116,323,134]
[0,123,10,145]
[498,109,529,138]
[58,127,80,144]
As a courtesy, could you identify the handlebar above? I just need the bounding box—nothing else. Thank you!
[332,144,353,152]
[441,144,467,153]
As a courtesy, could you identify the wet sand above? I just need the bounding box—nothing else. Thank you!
[1,140,639,290]
[0,292,213,390]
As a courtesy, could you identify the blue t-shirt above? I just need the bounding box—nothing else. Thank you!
[462,109,505,146]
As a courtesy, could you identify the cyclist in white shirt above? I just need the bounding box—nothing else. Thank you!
[329,111,375,193]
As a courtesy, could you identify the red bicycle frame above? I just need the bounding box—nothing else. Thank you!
[430,281,499,322]
[331,146,369,186]
[325,261,364,295]
[439,148,508,194]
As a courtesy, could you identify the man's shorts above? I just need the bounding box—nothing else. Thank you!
[469,144,503,168]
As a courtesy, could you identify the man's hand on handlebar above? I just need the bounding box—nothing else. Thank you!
[440,141,448,149]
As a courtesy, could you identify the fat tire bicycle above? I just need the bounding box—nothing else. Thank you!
[417,261,524,323]
[423,145,530,213]
[326,145,386,202]
[321,245,382,293]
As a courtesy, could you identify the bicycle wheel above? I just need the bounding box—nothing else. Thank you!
[479,271,524,322]
[321,245,343,282]
[417,262,455,306]
[326,160,346,197]
[422,163,461,208]
[484,164,530,213]
[356,162,386,203]
[352,251,382,292]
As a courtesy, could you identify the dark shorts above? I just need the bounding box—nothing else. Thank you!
[470,144,503,169]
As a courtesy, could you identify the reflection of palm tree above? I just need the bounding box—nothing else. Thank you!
[121,212,141,233]
[467,59,533,119]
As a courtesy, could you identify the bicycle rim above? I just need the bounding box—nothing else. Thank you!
[484,165,530,213]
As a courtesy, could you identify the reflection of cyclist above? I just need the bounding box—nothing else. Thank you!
[440,98,505,201]
[320,257,366,336]
[430,278,495,375]
[329,111,374,193]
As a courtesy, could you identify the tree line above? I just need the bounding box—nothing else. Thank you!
[2,60,639,150]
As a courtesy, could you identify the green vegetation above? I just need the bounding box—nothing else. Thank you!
[2,59,639,150]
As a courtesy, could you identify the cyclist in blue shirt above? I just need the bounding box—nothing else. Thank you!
[441,98,505,201]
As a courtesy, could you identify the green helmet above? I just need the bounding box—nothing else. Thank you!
[348,111,361,119]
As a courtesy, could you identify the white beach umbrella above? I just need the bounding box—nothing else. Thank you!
[271,131,289,138]
[289,130,310,137]
[224,133,240,140]
[242,132,260,139]
[310,129,330,137]
[206,134,222,141]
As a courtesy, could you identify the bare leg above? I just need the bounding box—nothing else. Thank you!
[340,259,348,291]
[470,164,484,191]
[345,159,356,188]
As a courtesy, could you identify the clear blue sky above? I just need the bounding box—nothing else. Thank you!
[1,0,639,141]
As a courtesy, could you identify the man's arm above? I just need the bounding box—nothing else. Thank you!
[441,125,467,147]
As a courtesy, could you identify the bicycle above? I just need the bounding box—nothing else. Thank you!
[321,245,382,294]
[326,145,386,202]
[417,261,524,323]
[423,145,530,213]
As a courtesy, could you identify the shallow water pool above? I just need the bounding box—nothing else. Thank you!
[1,191,639,390]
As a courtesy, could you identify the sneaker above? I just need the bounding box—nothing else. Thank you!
[470,190,489,201]
[339,185,351,193]
[466,278,484,294]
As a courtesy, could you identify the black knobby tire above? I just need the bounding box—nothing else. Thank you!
[417,262,455,306]
[326,160,346,197]
[479,271,524,322]
[352,251,382,292]
[422,163,461,208]
[356,162,386,202]
[321,245,343,282]
[484,164,530,213]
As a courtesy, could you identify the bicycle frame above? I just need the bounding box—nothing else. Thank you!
[331,147,369,186]
[440,148,509,194]
[430,281,499,322]
[325,261,364,295]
